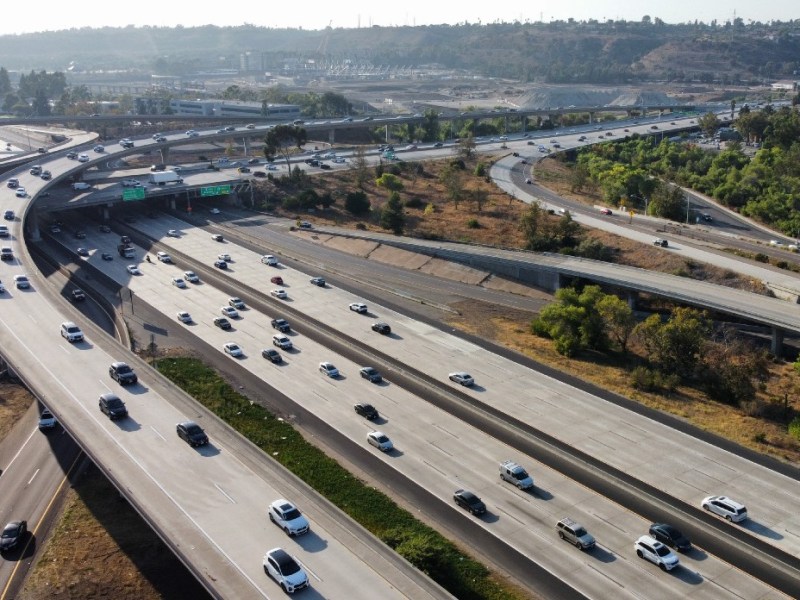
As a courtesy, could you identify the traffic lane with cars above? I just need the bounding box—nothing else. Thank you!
[128,214,800,564]
[1,255,433,600]
[0,402,83,596]
[106,219,792,598]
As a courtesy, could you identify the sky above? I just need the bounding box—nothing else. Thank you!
[0,1,796,36]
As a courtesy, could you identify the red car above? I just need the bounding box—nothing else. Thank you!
[599,208,613,215]
[270,276,284,285]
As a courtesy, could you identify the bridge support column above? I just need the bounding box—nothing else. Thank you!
[160,148,169,164]
[627,291,638,310]
[588,112,594,124]
[102,205,111,221]
[169,198,176,210]
[328,129,335,145]
[771,327,785,358]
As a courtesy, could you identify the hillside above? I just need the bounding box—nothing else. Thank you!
[0,20,799,84]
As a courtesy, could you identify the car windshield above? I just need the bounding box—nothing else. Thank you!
[108,398,124,408]
[277,555,301,575]
[116,365,132,374]
[574,526,587,537]
[283,508,302,520]
[67,326,80,333]
[376,435,389,443]
[1,527,15,538]
[513,469,529,480]
[364,368,376,375]
[655,545,671,557]
[187,425,203,436]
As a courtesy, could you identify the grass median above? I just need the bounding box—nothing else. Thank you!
[157,356,530,600]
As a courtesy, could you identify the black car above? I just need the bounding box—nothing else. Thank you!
[214,259,228,269]
[319,163,331,170]
[354,403,378,420]
[0,520,27,552]
[71,289,86,302]
[261,348,283,363]
[248,158,260,165]
[648,523,692,552]
[359,367,382,383]
[454,489,486,515]
[271,318,291,333]
[101,252,113,261]
[310,277,326,287]
[66,151,78,159]
[109,361,137,385]
[176,421,209,447]
[214,317,231,330]
[99,393,128,420]
[75,230,86,239]
[372,322,391,335]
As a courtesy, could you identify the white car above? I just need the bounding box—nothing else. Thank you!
[268,499,310,536]
[272,334,292,350]
[349,302,368,313]
[38,409,57,430]
[72,182,91,190]
[229,297,245,309]
[171,277,186,288]
[77,153,90,162]
[13,274,29,289]
[701,496,748,522]
[271,288,287,299]
[167,229,180,237]
[221,306,239,319]
[15,187,26,197]
[177,311,192,323]
[319,362,339,378]
[156,251,171,263]
[261,255,278,266]
[223,342,243,357]
[121,179,140,187]
[449,372,475,386]
[218,253,231,262]
[183,271,199,283]
[185,130,199,137]
[126,265,141,275]
[367,430,394,452]
[634,535,679,571]
[263,548,309,594]
[0,281,5,293]
[209,208,221,215]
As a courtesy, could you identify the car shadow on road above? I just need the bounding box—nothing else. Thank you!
[671,566,703,585]
[530,487,553,500]
[116,418,142,432]
[587,546,616,563]
[741,519,783,540]
[387,333,403,340]
[469,384,487,393]
[480,512,500,524]
[124,384,150,396]
[295,531,328,553]
[196,444,221,457]
[683,547,707,561]
[386,448,404,458]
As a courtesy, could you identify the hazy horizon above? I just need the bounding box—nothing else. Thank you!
[1,1,797,37]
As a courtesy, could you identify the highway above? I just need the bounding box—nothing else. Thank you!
[58,212,797,597]
[6,111,800,589]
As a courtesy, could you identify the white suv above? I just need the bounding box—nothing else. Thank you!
[268,499,310,536]
[263,548,309,593]
[60,321,84,343]
[634,535,679,571]
[702,496,748,522]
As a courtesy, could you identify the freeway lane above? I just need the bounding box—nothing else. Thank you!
[84,220,796,593]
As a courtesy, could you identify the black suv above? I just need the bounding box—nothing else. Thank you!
[354,403,378,420]
[372,322,391,335]
[261,348,282,363]
[109,361,137,385]
[177,421,208,446]
[271,318,291,333]
[453,489,486,515]
[99,393,128,420]
[214,317,231,330]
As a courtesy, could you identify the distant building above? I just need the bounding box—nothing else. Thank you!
[168,99,300,120]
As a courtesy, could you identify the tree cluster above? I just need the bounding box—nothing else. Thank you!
[531,286,770,404]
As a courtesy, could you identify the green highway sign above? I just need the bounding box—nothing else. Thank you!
[200,185,232,197]
[122,188,146,201]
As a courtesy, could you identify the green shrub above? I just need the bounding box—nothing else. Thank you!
[423,203,436,215]
[754,253,769,263]
[474,163,486,177]
[789,416,800,441]
[466,218,480,229]
[404,197,424,209]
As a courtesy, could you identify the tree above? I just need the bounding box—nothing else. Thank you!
[264,126,307,170]
[647,183,685,221]
[700,327,769,405]
[439,162,466,208]
[31,89,50,116]
[345,191,371,215]
[635,307,711,378]
[350,146,370,189]
[457,135,477,159]
[380,191,405,234]
[530,285,609,356]
[375,173,404,193]
[0,67,11,95]
[698,112,720,137]
[597,294,635,352]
